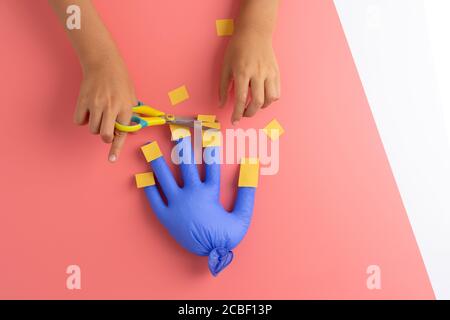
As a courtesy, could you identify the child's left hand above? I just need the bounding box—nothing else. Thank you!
[219,29,280,125]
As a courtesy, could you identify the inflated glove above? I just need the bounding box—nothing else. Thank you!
[134,135,259,276]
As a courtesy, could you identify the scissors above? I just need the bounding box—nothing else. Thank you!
[115,103,220,133]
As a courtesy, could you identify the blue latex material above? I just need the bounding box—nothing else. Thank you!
[142,137,256,276]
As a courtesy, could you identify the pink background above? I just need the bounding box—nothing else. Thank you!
[0,0,434,299]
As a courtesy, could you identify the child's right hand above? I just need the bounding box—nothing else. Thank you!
[48,0,136,162]
[74,58,137,162]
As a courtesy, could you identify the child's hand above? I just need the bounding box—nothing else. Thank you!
[220,30,280,124]
[49,0,137,162]
[75,59,137,162]
[219,0,280,125]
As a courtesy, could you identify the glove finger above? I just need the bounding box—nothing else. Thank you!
[173,136,200,187]
[233,158,259,223]
[141,141,179,200]
[144,185,168,223]
[204,146,220,187]
[232,187,256,224]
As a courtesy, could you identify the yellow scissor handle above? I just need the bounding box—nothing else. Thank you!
[115,116,167,133]
[115,121,139,133]
[115,105,167,133]
[132,105,166,117]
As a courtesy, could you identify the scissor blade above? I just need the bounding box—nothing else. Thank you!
[168,118,220,130]
[169,118,198,127]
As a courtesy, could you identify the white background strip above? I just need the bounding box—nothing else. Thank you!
[334,0,450,299]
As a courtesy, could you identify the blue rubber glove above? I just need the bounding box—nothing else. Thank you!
[138,136,258,276]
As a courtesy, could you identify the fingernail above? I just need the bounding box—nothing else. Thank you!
[232,120,237,126]
[109,154,117,162]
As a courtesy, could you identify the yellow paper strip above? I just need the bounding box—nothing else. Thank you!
[263,119,285,141]
[202,122,221,130]
[168,85,189,106]
[169,124,191,141]
[197,114,216,123]
[135,172,155,188]
[202,129,222,147]
[216,19,234,36]
[238,158,260,187]
[141,141,162,162]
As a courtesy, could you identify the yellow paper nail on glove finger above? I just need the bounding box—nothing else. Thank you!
[135,172,156,188]
[141,141,163,163]
[202,129,222,147]
[169,124,191,141]
[238,158,260,187]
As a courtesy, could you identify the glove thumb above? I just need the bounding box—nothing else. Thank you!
[208,248,233,276]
